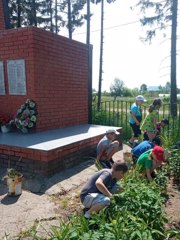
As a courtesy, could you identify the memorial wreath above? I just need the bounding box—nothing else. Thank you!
[12,99,38,133]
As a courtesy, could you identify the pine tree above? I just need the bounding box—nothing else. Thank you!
[60,0,86,38]
[134,0,178,116]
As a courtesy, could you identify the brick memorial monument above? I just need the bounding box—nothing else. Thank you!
[0,0,122,175]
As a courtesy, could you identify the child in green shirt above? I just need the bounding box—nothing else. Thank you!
[141,98,162,141]
[137,145,165,181]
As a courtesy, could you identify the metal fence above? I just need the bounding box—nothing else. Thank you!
[92,101,180,141]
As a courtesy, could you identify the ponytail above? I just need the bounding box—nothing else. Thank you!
[148,104,155,113]
[148,98,162,112]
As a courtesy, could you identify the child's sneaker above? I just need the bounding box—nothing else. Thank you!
[133,140,139,147]
[83,207,89,214]
[127,141,133,148]
[84,210,91,219]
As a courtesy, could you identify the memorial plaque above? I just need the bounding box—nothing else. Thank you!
[7,59,27,95]
[0,61,5,95]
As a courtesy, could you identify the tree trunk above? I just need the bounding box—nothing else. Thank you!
[32,0,37,26]
[50,0,53,32]
[55,0,58,33]
[170,0,178,116]
[97,0,104,111]
[2,0,10,29]
[17,0,21,27]
[67,0,72,39]
[86,0,90,45]
[86,0,92,123]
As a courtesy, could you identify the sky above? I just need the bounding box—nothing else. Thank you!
[61,0,180,92]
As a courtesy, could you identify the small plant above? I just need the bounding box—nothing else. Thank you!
[6,168,22,178]
[155,168,168,193]
[168,149,180,183]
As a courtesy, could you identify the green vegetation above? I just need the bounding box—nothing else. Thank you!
[9,133,179,240]
[169,149,180,183]
[26,167,180,240]
[7,97,179,240]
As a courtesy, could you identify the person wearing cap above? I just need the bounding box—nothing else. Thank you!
[136,145,165,181]
[96,129,120,169]
[128,95,146,147]
[141,98,162,142]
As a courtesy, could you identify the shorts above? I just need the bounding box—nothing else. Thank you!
[130,123,141,137]
[82,184,121,208]
[82,193,110,208]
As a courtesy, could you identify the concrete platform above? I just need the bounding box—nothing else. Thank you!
[0,124,121,150]
[0,124,122,176]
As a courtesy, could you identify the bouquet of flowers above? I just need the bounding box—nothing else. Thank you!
[13,99,38,133]
[0,114,11,127]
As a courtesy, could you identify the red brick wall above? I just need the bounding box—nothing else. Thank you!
[0,130,123,176]
[0,27,89,131]
[0,0,5,30]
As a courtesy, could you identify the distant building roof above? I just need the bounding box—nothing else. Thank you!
[147,86,159,91]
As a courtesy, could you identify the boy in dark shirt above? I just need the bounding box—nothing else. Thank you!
[80,161,128,219]
[143,118,169,142]
[96,129,120,169]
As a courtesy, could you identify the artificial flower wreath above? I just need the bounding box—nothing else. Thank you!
[13,99,38,133]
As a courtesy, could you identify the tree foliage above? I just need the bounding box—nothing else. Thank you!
[134,0,178,116]
[140,83,147,93]
[134,0,172,42]
[165,81,171,92]
[91,0,117,110]
[110,78,125,100]
[61,0,86,38]
[8,0,86,35]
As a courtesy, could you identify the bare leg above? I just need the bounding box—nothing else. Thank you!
[129,136,138,143]
[88,203,108,214]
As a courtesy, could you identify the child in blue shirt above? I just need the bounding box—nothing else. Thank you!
[131,138,161,163]
[128,95,146,147]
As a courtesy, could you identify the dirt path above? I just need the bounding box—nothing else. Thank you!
[0,159,98,240]
[165,181,180,230]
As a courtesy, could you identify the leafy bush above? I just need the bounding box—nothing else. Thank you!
[45,171,168,240]
[168,149,180,182]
